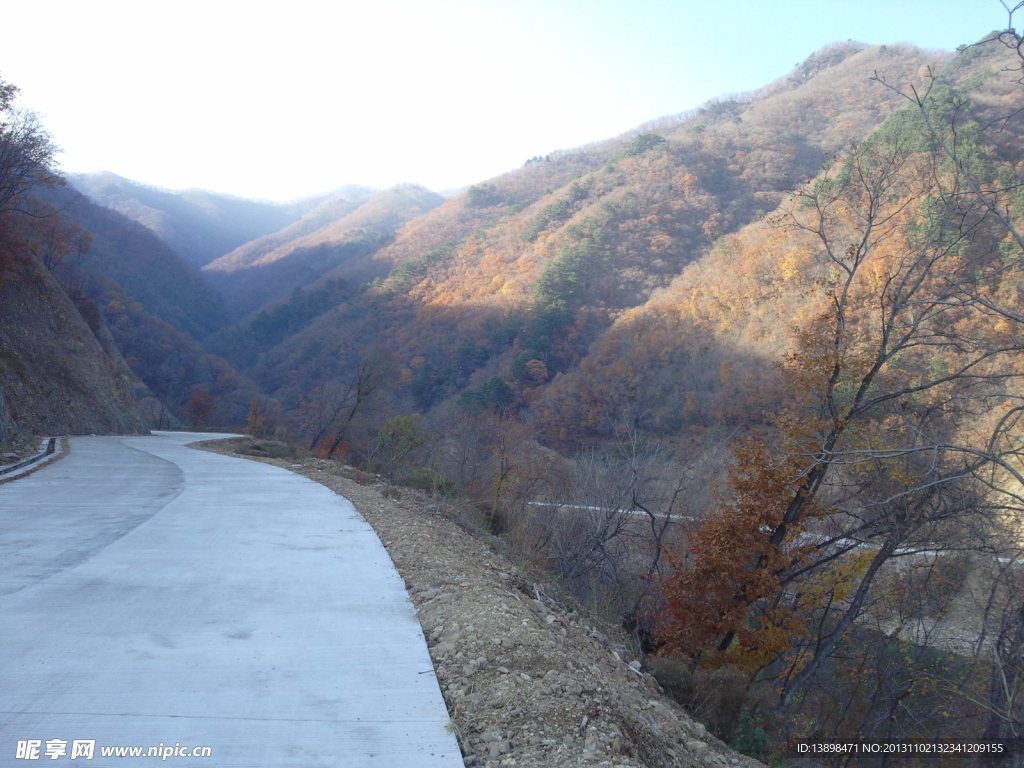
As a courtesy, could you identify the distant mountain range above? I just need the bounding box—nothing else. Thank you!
[7,38,1018,450]
[201,184,444,318]
[67,172,313,269]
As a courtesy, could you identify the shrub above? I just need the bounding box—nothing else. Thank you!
[730,708,770,762]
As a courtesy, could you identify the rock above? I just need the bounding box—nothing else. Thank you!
[431,641,455,659]
[486,737,511,757]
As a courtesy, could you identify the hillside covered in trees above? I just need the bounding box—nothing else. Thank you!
[5,23,1024,764]
[68,172,309,269]
[0,82,161,437]
[208,42,950,448]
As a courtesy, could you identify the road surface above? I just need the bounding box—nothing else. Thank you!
[0,432,461,767]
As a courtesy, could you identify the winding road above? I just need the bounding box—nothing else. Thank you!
[0,432,461,766]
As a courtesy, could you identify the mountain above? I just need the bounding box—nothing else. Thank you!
[6,28,1023,757]
[0,182,263,431]
[537,37,1024,447]
[68,172,313,269]
[55,42,973,446]
[48,187,266,427]
[0,223,156,436]
[202,184,443,318]
[45,185,231,340]
[225,43,948,421]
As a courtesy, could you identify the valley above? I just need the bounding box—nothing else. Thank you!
[2,27,1024,766]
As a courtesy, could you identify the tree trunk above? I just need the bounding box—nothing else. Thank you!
[778,536,899,711]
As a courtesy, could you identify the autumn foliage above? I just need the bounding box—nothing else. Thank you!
[658,436,824,663]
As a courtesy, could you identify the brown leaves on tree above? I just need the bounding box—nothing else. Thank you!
[657,436,824,668]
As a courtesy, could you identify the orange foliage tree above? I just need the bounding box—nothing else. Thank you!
[658,437,824,668]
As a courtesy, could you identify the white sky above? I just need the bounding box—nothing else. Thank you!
[1,0,1006,201]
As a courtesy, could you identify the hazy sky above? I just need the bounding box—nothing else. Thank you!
[1,0,1009,201]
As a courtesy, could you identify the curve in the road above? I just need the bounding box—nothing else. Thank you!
[0,432,461,767]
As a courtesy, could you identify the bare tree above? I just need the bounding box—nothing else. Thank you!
[0,78,61,215]
[538,424,684,640]
[770,115,1024,705]
[301,346,393,456]
[867,38,1024,747]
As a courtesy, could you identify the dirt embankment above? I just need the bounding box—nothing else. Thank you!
[197,437,762,768]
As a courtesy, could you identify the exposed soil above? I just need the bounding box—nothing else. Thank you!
[195,437,763,768]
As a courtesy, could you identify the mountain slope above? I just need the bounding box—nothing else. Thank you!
[535,36,1024,447]
[0,230,154,435]
[45,184,231,340]
[202,184,443,318]
[68,172,311,269]
[25,186,263,428]
[232,43,948,423]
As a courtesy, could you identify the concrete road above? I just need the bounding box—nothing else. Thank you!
[0,433,462,767]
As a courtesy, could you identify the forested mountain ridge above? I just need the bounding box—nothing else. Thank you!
[542,36,1024,445]
[202,184,444,318]
[0,141,262,435]
[199,186,377,276]
[223,43,948,424]
[368,42,942,311]
[27,182,267,428]
[68,172,314,269]
[43,184,231,339]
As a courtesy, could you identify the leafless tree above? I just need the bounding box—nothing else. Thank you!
[301,346,393,456]
[538,424,685,642]
[0,79,61,215]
